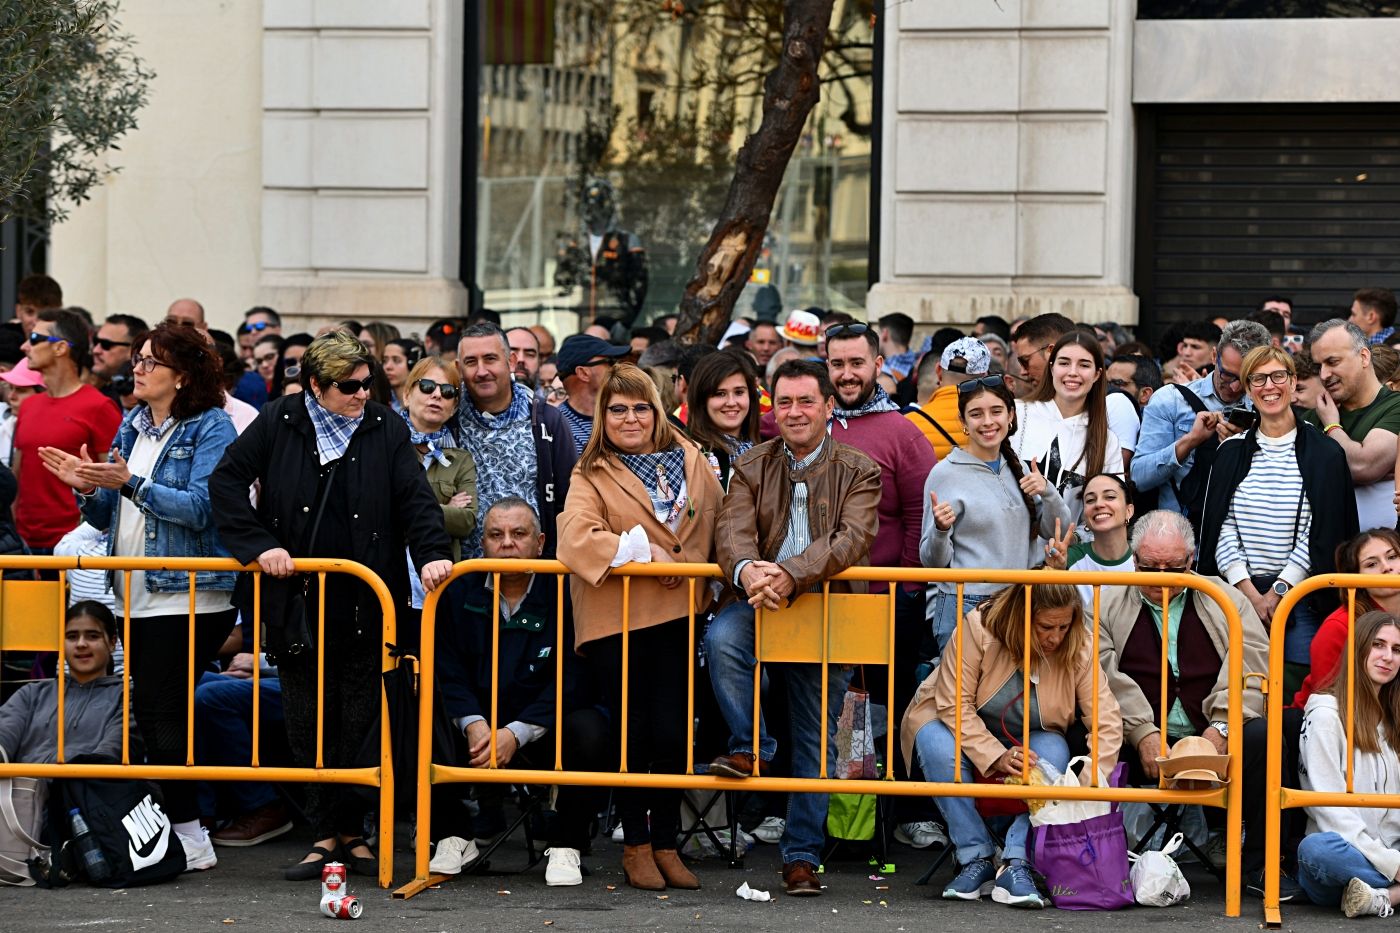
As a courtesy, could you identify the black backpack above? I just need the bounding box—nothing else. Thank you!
[38,778,186,888]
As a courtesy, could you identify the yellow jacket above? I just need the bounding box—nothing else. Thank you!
[906,385,967,460]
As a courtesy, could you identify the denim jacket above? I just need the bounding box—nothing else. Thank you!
[80,406,238,593]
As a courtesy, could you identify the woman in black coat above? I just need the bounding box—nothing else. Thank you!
[210,331,453,880]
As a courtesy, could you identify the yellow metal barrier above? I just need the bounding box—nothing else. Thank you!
[1262,574,1396,927]
[398,561,1248,915]
[0,556,399,889]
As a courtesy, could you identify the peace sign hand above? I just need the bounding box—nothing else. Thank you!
[1019,460,1048,498]
[1043,518,1076,570]
[929,491,957,532]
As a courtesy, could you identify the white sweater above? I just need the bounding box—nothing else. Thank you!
[1300,693,1400,881]
[1010,399,1123,523]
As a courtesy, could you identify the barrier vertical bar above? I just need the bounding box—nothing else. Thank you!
[1224,575,1243,919]
[1090,584,1101,784]
[819,582,830,779]
[122,572,132,764]
[316,571,326,769]
[953,582,963,783]
[886,586,895,779]
[489,571,500,768]
[686,578,696,777]
[1159,586,1170,787]
[555,572,565,770]
[186,572,197,764]
[753,601,763,775]
[378,566,397,889]
[619,575,630,773]
[412,576,441,888]
[251,572,261,767]
[56,570,67,765]
[1020,583,1030,782]
[1346,588,1356,793]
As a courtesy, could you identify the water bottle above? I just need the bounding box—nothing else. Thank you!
[69,808,113,883]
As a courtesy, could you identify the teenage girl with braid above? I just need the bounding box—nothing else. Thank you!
[921,375,1071,655]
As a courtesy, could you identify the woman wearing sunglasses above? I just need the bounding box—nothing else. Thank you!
[401,357,477,563]
[921,373,1070,654]
[210,331,453,881]
[1197,345,1357,698]
[39,321,240,874]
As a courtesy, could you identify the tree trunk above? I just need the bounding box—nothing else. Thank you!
[674,0,837,346]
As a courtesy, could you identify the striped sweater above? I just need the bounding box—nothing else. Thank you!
[1214,429,1312,586]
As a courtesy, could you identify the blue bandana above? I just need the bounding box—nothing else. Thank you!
[304,392,363,464]
[400,406,456,469]
[619,446,687,520]
[132,405,176,440]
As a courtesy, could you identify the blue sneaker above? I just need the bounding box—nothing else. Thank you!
[992,859,1048,908]
[942,857,996,900]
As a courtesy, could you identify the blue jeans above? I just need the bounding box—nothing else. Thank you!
[704,599,851,866]
[928,590,991,657]
[1297,832,1392,906]
[914,719,1071,864]
[194,671,286,814]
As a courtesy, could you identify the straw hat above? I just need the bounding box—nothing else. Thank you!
[1155,735,1230,788]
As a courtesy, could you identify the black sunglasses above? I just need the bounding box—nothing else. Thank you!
[957,374,1007,394]
[328,375,374,395]
[416,378,459,399]
[94,338,131,351]
[824,322,873,339]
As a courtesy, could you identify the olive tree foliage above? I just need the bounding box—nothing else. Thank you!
[0,0,152,225]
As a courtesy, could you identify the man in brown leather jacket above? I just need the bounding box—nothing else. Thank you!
[703,358,881,896]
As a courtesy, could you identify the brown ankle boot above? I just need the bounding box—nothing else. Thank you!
[652,848,700,889]
[622,843,665,890]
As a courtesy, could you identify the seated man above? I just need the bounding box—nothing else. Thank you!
[430,497,608,886]
[704,359,881,896]
[1096,509,1297,897]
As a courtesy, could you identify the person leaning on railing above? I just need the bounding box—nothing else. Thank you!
[40,320,239,874]
[901,580,1121,909]
[209,331,454,882]
[556,362,723,893]
[1296,610,1400,917]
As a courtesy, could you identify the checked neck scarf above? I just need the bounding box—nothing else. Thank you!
[400,407,457,470]
[619,446,687,523]
[304,392,364,464]
[832,384,898,427]
[132,405,176,440]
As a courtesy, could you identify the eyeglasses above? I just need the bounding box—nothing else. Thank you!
[606,402,654,419]
[1107,377,1132,389]
[1246,370,1292,388]
[94,338,131,351]
[328,375,374,395]
[1214,355,1241,386]
[825,322,873,339]
[546,384,568,400]
[1015,343,1053,371]
[415,378,459,400]
[283,364,302,382]
[1138,563,1192,575]
[245,320,273,332]
[27,332,67,347]
[957,374,1007,394]
[131,354,173,375]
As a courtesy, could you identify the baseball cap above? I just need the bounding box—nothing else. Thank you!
[556,334,630,377]
[782,309,820,346]
[940,337,991,376]
[0,358,45,388]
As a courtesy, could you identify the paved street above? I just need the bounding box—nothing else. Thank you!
[11,828,1345,933]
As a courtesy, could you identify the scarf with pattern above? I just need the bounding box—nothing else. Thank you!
[400,406,457,469]
[304,392,363,464]
[132,405,176,440]
[619,446,687,520]
[832,385,899,426]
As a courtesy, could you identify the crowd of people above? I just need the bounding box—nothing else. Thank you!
[3,272,1400,915]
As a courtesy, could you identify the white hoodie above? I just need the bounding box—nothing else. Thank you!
[1300,692,1400,881]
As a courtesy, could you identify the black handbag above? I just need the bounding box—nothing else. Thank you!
[43,776,186,887]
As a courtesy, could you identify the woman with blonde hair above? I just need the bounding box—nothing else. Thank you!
[901,580,1121,908]
[558,363,723,891]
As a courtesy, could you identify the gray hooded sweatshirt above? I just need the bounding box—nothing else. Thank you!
[920,447,1071,596]
[0,675,126,764]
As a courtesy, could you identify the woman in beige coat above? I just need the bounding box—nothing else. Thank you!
[900,580,1121,909]
[557,363,722,892]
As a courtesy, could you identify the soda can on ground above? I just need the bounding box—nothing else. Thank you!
[320,861,363,919]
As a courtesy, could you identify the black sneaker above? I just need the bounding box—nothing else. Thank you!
[1246,868,1301,903]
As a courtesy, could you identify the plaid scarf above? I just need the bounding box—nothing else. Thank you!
[132,405,176,440]
[400,406,456,469]
[724,435,753,457]
[304,392,363,464]
[619,446,687,520]
[832,385,899,426]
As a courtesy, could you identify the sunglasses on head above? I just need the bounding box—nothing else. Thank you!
[94,338,131,351]
[328,375,374,395]
[957,374,1007,394]
[27,332,67,347]
[416,378,459,399]
[824,322,872,339]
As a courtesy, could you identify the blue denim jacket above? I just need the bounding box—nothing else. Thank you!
[80,406,238,593]
[1129,371,1242,514]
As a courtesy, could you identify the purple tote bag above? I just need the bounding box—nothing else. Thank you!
[1030,810,1135,910]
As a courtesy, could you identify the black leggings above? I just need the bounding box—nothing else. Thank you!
[590,617,691,849]
[126,608,238,823]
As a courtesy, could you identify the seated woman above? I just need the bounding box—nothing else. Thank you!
[0,602,125,764]
[900,581,1121,909]
[1294,529,1400,709]
[1296,610,1400,917]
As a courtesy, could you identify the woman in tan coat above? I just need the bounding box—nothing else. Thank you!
[557,363,722,892]
[900,581,1121,909]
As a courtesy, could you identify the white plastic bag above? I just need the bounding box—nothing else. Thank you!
[1128,832,1191,907]
[1029,755,1114,827]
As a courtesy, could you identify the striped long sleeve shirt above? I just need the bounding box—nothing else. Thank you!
[1214,430,1313,587]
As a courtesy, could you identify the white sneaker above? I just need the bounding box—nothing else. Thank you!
[895,820,949,850]
[429,836,480,876]
[751,816,785,844]
[544,847,583,886]
[610,823,625,843]
[178,827,217,871]
[1343,877,1395,918]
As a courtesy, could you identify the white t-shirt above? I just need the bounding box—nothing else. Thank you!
[1011,399,1124,524]
[1106,392,1141,453]
[116,427,232,618]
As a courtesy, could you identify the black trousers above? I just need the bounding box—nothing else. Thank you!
[125,607,238,822]
[590,617,691,849]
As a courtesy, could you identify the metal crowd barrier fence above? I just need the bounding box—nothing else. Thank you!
[0,556,399,889]
[1263,574,1398,927]
[399,561,1247,915]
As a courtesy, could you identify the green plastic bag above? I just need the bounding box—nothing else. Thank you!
[826,791,877,841]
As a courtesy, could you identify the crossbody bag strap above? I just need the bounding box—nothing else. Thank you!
[907,406,961,450]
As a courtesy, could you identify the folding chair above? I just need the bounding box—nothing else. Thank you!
[1130,802,1224,882]
[675,784,747,867]
[462,783,549,875]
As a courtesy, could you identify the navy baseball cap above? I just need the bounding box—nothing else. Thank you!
[555,334,630,376]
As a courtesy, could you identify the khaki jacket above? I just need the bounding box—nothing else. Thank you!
[425,447,477,562]
[558,440,723,649]
[716,437,881,600]
[900,608,1123,776]
[1097,579,1269,747]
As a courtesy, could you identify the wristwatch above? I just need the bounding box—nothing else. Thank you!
[1271,579,1292,597]
[1209,720,1229,739]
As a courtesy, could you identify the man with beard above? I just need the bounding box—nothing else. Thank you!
[823,322,942,851]
[506,326,542,388]
[455,322,575,558]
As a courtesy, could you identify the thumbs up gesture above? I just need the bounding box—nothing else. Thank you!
[930,490,957,532]
[1019,459,1048,498]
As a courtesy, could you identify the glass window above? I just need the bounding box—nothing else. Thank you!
[1139,1,1400,18]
